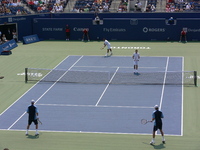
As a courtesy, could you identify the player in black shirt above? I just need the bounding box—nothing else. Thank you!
[150,105,165,145]
[26,100,39,136]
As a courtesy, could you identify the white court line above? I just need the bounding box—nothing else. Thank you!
[1,128,182,136]
[37,103,154,109]
[95,67,119,106]
[181,57,184,136]
[0,55,71,117]
[73,66,165,69]
[159,57,169,110]
[7,56,84,130]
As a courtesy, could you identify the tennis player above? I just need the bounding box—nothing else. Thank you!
[26,100,39,136]
[150,105,165,145]
[132,49,140,73]
[102,38,112,56]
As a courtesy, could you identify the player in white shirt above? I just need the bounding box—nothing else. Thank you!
[132,49,140,73]
[101,38,112,56]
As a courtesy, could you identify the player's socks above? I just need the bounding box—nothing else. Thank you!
[35,130,39,135]
[162,136,165,143]
[26,130,29,135]
[150,139,155,145]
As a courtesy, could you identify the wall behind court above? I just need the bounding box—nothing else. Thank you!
[0,13,200,41]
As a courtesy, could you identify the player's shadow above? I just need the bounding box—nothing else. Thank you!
[151,143,166,149]
[142,142,166,149]
[26,134,40,139]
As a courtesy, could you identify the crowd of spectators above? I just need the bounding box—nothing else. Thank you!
[0,0,31,16]
[0,29,17,45]
[146,0,156,12]
[71,0,112,13]
[24,0,67,13]
[1,0,200,15]
[117,0,128,12]
[166,0,200,12]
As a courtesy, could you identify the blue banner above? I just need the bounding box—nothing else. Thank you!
[23,34,40,44]
[0,39,18,53]
[32,18,200,41]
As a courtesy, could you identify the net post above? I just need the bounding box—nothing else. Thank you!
[194,71,197,87]
[25,68,28,83]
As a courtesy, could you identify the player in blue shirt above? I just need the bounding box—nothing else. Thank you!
[150,105,165,145]
[26,100,39,136]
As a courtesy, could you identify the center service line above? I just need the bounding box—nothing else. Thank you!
[95,67,119,106]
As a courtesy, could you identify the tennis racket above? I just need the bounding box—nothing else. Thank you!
[0,76,4,79]
[37,118,42,125]
[141,119,150,125]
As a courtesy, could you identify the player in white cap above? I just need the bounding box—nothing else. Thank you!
[26,100,39,136]
[150,105,165,145]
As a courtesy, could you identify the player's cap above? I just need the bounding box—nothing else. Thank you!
[31,99,35,103]
[154,105,159,109]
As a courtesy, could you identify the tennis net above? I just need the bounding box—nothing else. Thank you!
[25,68,197,86]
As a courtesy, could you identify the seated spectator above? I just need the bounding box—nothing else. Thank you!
[170,3,175,12]
[135,0,142,11]
[151,4,156,11]
[146,4,151,12]
[2,34,8,43]
[118,4,123,12]
[12,30,18,42]
[98,5,103,13]
[28,0,35,10]
[166,3,170,12]
[56,4,63,12]
[5,7,12,14]
[185,3,192,11]
[84,4,90,12]
[34,0,39,6]
[71,7,79,12]
[37,4,43,12]
[16,9,22,15]
[103,3,109,12]
[90,4,96,12]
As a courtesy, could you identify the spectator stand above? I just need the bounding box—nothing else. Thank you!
[0,0,31,16]
[24,0,68,13]
[165,0,200,12]
[127,0,146,12]
[70,0,112,13]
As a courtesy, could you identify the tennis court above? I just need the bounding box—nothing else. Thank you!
[0,55,194,136]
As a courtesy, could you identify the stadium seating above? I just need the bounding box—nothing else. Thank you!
[72,0,112,12]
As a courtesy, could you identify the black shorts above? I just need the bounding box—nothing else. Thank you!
[181,35,186,38]
[153,124,162,131]
[28,119,38,125]
[66,32,70,36]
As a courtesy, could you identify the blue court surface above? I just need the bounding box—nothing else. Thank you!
[0,56,184,136]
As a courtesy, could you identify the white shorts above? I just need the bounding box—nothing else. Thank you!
[107,45,111,49]
[134,60,139,65]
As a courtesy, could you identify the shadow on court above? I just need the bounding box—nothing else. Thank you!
[26,134,40,139]
[142,142,166,149]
